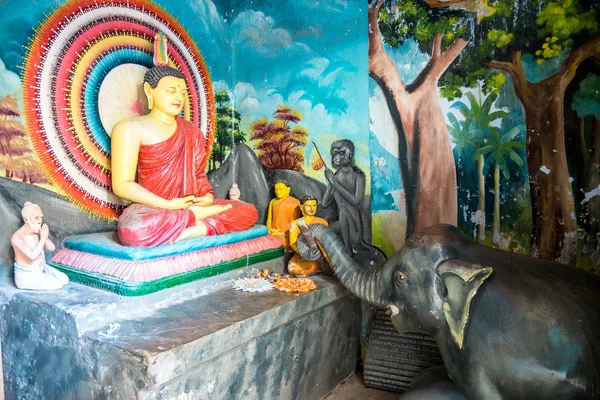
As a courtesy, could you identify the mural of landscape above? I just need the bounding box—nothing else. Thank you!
[1,0,600,269]
[369,0,600,269]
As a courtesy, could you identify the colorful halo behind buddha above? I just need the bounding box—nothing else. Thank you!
[23,0,215,219]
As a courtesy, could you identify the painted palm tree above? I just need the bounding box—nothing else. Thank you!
[474,125,525,240]
[447,110,481,237]
[449,89,507,240]
[211,90,244,170]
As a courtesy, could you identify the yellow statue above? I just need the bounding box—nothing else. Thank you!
[288,195,329,276]
[111,66,258,247]
[266,180,301,250]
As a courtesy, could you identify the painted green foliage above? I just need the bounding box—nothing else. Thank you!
[376,0,600,260]
[211,90,246,171]
[448,90,519,241]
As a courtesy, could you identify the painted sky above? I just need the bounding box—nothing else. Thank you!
[221,0,370,183]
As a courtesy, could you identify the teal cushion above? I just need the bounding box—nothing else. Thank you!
[63,225,269,261]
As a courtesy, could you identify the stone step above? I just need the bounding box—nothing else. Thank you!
[1,267,361,399]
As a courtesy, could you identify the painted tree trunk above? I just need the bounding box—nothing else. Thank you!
[368,2,464,237]
[404,84,458,232]
[490,39,600,260]
[477,153,485,241]
[493,165,500,240]
[522,84,576,259]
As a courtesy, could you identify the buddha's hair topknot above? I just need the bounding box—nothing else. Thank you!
[143,66,186,88]
[300,194,318,205]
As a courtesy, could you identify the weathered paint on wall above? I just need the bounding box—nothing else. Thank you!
[369,0,600,269]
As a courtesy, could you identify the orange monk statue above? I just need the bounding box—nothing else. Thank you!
[288,195,329,276]
[111,66,258,247]
[266,180,301,250]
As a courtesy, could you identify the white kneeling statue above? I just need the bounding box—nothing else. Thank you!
[11,201,69,290]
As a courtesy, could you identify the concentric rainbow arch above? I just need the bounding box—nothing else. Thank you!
[23,0,215,220]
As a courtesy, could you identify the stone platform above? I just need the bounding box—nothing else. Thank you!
[0,259,361,399]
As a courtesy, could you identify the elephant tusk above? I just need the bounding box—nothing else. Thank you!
[387,305,400,316]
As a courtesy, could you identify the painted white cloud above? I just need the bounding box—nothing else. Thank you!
[213,80,231,92]
[233,82,258,102]
[297,0,348,13]
[0,58,21,98]
[231,11,311,58]
[189,0,227,36]
[299,57,329,80]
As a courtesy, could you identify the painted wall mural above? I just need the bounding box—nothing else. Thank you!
[3,0,599,269]
[369,0,600,269]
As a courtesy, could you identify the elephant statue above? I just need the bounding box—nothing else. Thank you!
[297,223,600,399]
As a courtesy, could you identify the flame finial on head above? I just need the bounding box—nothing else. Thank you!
[153,32,169,66]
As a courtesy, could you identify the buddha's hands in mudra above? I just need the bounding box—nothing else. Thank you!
[192,194,214,207]
[164,194,215,210]
[164,195,196,210]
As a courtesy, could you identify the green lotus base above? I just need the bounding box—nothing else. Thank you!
[50,247,284,296]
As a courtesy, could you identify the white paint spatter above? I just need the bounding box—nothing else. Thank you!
[471,209,485,226]
[98,323,120,338]
[571,212,577,220]
[569,177,574,183]
[207,375,217,394]
[580,185,600,205]
[540,165,550,174]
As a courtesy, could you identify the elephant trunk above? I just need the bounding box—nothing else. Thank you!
[297,223,389,308]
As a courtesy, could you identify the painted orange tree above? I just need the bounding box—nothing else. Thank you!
[371,0,600,260]
[0,94,48,184]
[249,105,308,172]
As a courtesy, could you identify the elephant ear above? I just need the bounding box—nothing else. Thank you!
[436,260,493,349]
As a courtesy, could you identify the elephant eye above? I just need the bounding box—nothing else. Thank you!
[395,271,407,282]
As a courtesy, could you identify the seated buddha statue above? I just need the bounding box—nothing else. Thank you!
[288,195,329,276]
[111,66,258,247]
[266,180,301,250]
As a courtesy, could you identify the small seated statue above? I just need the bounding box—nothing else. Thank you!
[111,66,258,247]
[228,183,241,201]
[11,202,69,290]
[288,195,329,276]
[266,180,301,250]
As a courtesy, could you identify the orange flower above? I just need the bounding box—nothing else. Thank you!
[273,277,317,293]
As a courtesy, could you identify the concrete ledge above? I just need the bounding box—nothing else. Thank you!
[0,263,361,399]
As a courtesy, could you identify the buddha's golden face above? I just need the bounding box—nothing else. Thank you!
[146,76,187,116]
[274,183,291,199]
[301,200,317,217]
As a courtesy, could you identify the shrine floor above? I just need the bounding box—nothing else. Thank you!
[0,257,361,399]
[325,373,398,400]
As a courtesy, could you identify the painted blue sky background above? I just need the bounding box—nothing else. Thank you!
[0,0,370,183]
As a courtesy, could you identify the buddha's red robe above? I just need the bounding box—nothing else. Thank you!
[118,118,258,247]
